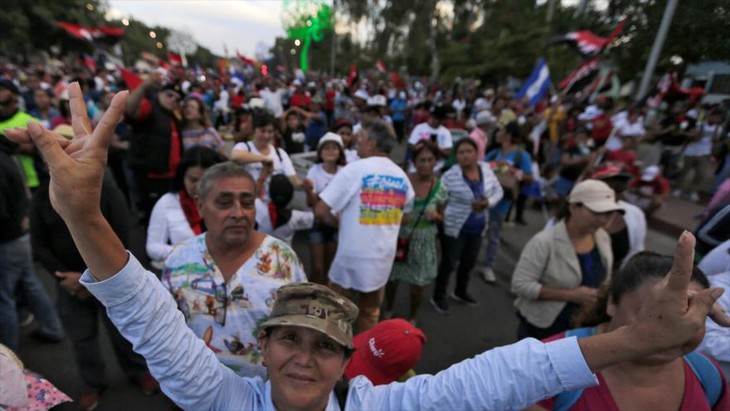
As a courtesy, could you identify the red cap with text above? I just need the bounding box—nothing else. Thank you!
[344,319,427,385]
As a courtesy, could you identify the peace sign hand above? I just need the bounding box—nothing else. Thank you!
[4,82,128,222]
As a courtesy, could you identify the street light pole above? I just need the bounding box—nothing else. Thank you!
[635,0,678,101]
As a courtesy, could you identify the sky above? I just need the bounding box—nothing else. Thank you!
[107,1,288,58]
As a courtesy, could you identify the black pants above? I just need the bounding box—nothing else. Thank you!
[133,170,172,219]
[433,231,483,300]
[57,285,149,390]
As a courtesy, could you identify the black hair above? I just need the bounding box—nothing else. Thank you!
[252,109,276,130]
[171,146,227,192]
[504,121,523,141]
[454,137,478,153]
[412,140,441,161]
[573,251,710,327]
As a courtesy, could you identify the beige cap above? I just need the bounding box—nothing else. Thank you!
[568,179,623,213]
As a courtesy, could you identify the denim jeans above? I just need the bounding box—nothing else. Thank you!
[0,234,64,350]
[433,231,483,300]
[483,207,508,269]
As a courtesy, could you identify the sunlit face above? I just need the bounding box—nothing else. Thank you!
[183,99,202,122]
[197,177,256,248]
[158,90,181,111]
[607,279,706,365]
[183,166,205,198]
[260,326,349,411]
[254,124,275,147]
[414,148,437,177]
[456,142,477,168]
[319,142,341,163]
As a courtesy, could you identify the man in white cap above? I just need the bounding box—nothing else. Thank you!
[626,165,671,214]
[470,110,495,160]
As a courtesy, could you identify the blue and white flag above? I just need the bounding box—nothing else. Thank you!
[517,58,551,106]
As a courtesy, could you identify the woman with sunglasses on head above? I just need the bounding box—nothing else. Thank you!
[181,96,226,154]
[512,179,619,340]
[8,83,729,411]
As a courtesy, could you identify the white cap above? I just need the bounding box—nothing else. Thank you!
[641,165,660,182]
[475,110,495,125]
[579,105,603,121]
[353,89,370,101]
[318,132,344,149]
[369,94,387,107]
[292,79,302,86]
[248,97,265,109]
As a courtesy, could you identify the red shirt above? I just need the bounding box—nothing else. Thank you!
[325,89,335,111]
[591,114,613,146]
[290,92,311,108]
[604,149,639,176]
[539,332,730,411]
[630,176,670,197]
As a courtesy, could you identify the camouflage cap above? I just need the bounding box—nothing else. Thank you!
[259,283,359,349]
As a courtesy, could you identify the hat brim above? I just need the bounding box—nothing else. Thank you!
[259,314,353,349]
[343,333,393,385]
[583,200,624,214]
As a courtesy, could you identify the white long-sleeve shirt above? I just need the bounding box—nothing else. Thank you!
[146,193,196,262]
[81,253,598,410]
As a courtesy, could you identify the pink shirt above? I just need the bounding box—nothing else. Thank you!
[470,127,488,160]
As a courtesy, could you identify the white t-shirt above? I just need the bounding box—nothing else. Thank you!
[306,163,341,193]
[605,120,646,151]
[254,199,314,245]
[345,149,360,164]
[231,142,296,198]
[408,122,453,150]
[319,157,415,292]
[684,122,722,157]
[259,88,286,118]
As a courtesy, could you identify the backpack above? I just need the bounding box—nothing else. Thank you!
[553,327,723,411]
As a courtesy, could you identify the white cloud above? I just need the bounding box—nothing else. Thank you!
[108,1,287,56]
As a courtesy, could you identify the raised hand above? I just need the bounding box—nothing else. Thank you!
[630,231,729,356]
[4,83,128,222]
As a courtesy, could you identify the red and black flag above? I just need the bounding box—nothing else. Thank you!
[559,57,599,94]
[546,20,626,59]
[57,22,125,45]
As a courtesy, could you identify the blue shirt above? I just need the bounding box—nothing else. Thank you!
[461,171,487,234]
[81,253,598,410]
[485,149,533,215]
[389,98,407,122]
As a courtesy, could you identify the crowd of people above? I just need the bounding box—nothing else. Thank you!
[1,55,730,411]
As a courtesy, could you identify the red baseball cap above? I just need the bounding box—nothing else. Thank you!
[344,319,427,385]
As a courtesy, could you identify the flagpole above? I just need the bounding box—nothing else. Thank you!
[635,0,678,101]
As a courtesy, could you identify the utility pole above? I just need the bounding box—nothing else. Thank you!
[636,0,678,100]
[330,0,336,78]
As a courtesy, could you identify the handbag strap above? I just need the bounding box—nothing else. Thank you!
[404,178,436,239]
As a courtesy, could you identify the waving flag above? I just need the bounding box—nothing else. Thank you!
[57,22,125,44]
[559,57,599,93]
[546,20,626,59]
[517,58,551,106]
[375,60,387,74]
[347,64,359,88]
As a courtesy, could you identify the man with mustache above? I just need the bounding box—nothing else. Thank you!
[161,161,306,378]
